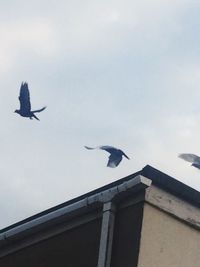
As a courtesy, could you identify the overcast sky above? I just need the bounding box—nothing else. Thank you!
[1,0,200,228]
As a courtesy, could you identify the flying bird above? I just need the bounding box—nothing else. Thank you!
[15,82,46,121]
[178,153,200,169]
[85,145,130,168]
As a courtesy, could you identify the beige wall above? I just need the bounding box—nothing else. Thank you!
[138,204,200,267]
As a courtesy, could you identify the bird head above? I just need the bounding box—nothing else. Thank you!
[122,152,130,160]
[14,110,20,114]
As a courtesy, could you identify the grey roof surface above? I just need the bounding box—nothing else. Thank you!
[1,165,200,233]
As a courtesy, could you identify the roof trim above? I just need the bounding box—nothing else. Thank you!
[142,165,200,207]
[0,175,151,244]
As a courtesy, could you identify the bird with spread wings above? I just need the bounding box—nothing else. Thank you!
[178,153,200,169]
[85,145,130,168]
[15,82,46,121]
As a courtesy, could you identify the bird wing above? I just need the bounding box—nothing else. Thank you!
[178,153,200,163]
[19,82,31,112]
[84,146,97,150]
[107,153,122,168]
[99,145,117,154]
[84,145,115,152]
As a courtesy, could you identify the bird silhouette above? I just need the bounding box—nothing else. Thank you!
[85,145,130,168]
[178,153,200,169]
[15,82,46,120]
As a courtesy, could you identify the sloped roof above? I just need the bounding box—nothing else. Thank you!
[1,165,200,235]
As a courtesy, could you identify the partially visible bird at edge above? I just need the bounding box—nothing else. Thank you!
[15,82,46,121]
[178,153,200,169]
[85,145,130,168]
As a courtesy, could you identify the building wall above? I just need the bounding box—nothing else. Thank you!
[0,218,102,267]
[138,203,200,267]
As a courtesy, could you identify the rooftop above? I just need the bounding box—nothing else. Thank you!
[1,165,200,235]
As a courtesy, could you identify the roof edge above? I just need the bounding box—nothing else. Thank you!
[0,175,151,244]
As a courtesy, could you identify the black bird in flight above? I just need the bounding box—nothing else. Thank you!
[85,145,130,168]
[15,82,46,121]
[178,153,200,169]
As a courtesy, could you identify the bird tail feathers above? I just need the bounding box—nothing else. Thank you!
[33,106,46,113]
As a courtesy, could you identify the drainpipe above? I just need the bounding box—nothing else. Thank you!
[98,202,116,267]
